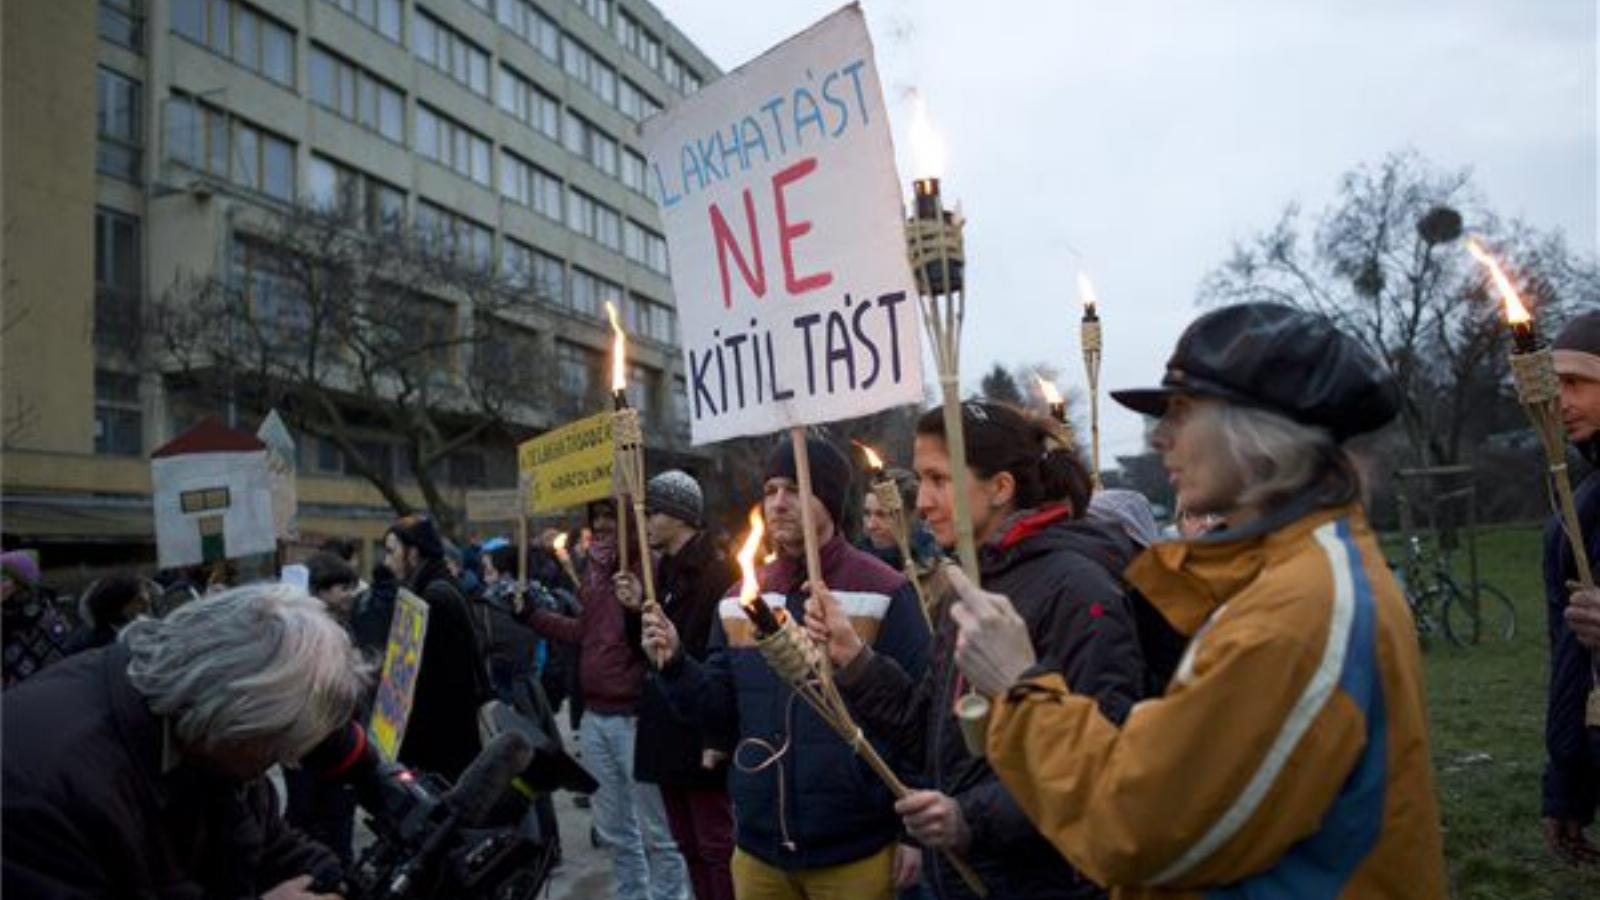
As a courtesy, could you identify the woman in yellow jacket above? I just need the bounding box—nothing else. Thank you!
[947,302,1446,899]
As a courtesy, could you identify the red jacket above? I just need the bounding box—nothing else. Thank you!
[527,534,646,716]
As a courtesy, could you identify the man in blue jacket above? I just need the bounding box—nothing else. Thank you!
[1543,309,1600,865]
[642,436,931,899]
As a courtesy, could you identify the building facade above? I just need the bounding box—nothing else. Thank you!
[1,0,718,575]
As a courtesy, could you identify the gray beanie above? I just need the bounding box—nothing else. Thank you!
[1087,489,1162,549]
[646,470,704,527]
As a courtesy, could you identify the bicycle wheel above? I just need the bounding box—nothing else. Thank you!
[1441,581,1517,646]
[1421,586,1467,649]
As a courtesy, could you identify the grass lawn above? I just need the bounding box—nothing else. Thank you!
[1407,524,1600,899]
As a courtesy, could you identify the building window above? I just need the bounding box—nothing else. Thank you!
[615,11,661,71]
[556,341,598,406]
[629,294,676,345]
[232,239,310,345]
[559,34,616,107]
[100,0,144,51]
[308,155,405,232]
[414,105,492,187]
[413,9,490,97]
[569,0,611,29]
[670,375,688,438]
[497,0,559,61]
[500,151,563,221]
[166,95,294,201]
[94,208,142,350]
[321,0,402,43]
[622,220,669,275]
[501,239,565,304]
[567,267,617,319]
[567,189,620,252]
[416,200,493,270]
[94,371,144,455]
[97,68,143,181]
[617,78,659,124]
[171,0,295,87]
[310,46,405,143]
[561,110,618,177]
[498,66,561,143]
[625,362,656,419]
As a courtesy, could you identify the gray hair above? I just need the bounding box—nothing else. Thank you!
[1210,402,1357,512]
[122,582,371,763]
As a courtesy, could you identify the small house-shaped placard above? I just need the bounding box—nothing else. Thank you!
[151,418,277,569]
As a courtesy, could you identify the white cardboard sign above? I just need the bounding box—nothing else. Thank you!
[640,4,922,444]
[151,450,277,569]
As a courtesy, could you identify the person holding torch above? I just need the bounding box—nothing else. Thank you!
[641,436,932,900]
[1541,309,1600,866]
[805,401,1145,900]
[947,303,1445,898]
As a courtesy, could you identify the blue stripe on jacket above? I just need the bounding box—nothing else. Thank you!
[1210,519,1388,899]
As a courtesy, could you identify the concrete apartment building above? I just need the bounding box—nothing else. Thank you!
[1,0,719,573]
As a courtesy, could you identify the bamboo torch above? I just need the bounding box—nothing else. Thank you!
[1035,376,1077,448]
[905,94,977,582]
[551,532,580,588]
[1468,239,1596,723]
[607,301,664,664]
[1078,274,1103,489]
[734,509,987,897]
[904,94,993,759]
[854,441,933,626]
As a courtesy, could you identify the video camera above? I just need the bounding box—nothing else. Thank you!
[304,715,562,900]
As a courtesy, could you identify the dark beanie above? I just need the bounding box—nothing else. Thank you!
[765,436,853,529]
[1554,310,1600,384]
[387,514,444,560]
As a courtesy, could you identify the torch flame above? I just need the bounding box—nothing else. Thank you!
[605,301,627,391]
[853,440,885,472]
[1077,273,1100,313]
[907,89,946,180]
[553,531,569,555]
[1036,376,1064,405]
[1466,239,1531,325]
[736,507,766,603]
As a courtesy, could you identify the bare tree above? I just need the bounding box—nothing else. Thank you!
[1199,150,1597,466]
[150,203,552,540]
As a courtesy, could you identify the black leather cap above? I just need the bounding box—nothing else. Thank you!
[1111,303,1399,441]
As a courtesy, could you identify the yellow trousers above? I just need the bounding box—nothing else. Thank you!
[731,844,894,900]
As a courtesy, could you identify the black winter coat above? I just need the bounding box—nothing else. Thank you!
[633,531,738,787]
[397,559,490,781]
[1543,440,1600,824]
[839,507,1146,900]
[1,644,340,897]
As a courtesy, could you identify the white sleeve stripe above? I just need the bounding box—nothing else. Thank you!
[717,591,892,621]
[1147,521,1356,885]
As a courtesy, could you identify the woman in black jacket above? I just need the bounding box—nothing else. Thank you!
[806,401,1146,900]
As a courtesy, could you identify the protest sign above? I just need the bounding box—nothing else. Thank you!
[256,410,299,541]
[518,412,615,513]
[640,4,922,444]
[150,419,277,569]
[466,487,525,523]
[369,588,429,762]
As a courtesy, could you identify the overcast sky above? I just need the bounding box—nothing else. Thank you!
[651,0,1597,466]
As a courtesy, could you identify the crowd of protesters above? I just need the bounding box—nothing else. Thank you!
[2,303,1597,899]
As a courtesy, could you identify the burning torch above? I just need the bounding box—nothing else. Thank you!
[855,441,933,626]
[607,301,663,662]
[1468,239,1596,724]
[734,508,988,897]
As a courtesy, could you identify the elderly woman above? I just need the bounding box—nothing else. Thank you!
[3,583,370,898]
[949,303,1445,898]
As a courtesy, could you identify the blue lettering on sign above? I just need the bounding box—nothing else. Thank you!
[653,57,873,205]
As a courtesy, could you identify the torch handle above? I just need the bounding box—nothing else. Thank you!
[1552,461,1595,587]
[789,428,826,591]
[938,376,982,581]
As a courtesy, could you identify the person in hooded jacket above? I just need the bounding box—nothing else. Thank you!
[1541,309,1600,865]
[950,303,1445,899]
[805,401,1144,899]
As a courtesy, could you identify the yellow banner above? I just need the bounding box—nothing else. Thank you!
[369,588,429,762]
[518,411,616,513]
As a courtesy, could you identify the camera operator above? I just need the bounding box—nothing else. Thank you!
[2,582,370,898]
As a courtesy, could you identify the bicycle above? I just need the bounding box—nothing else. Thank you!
[1397,534,1516,648]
